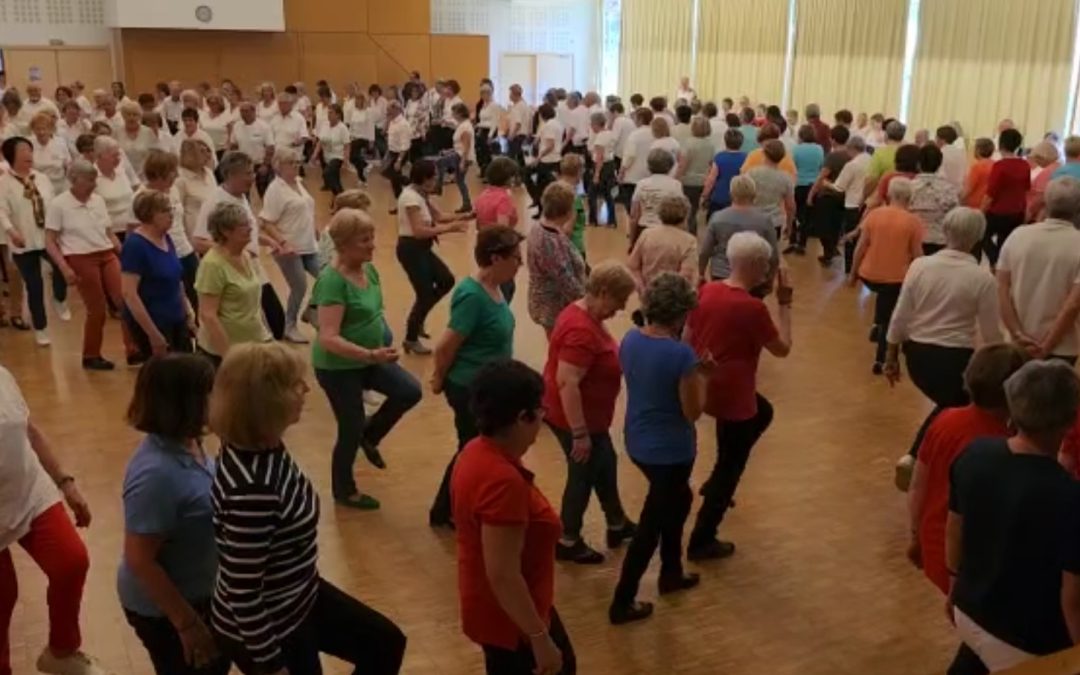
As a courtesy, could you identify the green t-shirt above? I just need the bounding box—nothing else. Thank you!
[446,277,515,386]
[868,144,898,180]
[311,264,385,370]
[194,247,271,356]
[571,194,587,260]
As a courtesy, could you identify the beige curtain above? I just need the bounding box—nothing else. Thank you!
[789,0,907,119]
[619,0,694,99]
[695,0,789,105]
[909,0,1076,141]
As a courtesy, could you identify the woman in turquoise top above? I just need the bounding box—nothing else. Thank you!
[428,226,524,527]
[312,208,422,510]
[789,125,825,254]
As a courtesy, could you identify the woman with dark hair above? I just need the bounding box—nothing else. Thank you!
[451,359,574,675]
[118,353,229,675]
[609,273,709,625]
[395,159,470,354]
[429,226,523,527]
[524,104,563,209]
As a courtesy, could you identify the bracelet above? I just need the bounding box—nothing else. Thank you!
[56,475,74,489]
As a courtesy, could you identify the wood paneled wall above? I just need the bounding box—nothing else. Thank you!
[2,47,113,93]
[118,0,488,100]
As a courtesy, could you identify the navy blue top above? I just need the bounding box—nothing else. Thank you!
[708,151,747,207]
[619,329,698,465]
[121,232,185,327]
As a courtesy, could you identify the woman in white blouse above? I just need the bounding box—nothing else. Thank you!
[201,93,233,167]
[2,91,29,138]
[260,147,319,344]
[174,139,216,253]
[29,112,71,197]
[347,93,375,180]
[92,136,138,241]
[57,101,89,156]
[435,103,475,213]
[475,84,503,175]
[315,103,350,197]
[0,136,66,344]
[116,101,157,180]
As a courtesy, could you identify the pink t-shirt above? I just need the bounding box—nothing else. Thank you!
[473,187,518,229]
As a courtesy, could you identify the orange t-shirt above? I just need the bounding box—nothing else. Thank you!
[856,206,923,284]
[741,149,797,180]
[964,158,994,208]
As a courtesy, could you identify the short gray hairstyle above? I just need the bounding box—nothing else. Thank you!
[729,174,756,202]
[67,158,97,181]
[727,231,772,265]
[885,120,906,142]
[207,202,250,244]
[218,151,253,180]
[590,111,607,127]
[847,135,867,152]
[642,272,698,327]
[646,148,675,175]
[1031,140,1061,165]
[1004,360,1080,435]
[943,207,986,251]
[1044,176,1080,220]
[93,134,119,158]
[272,146,300,169]
[887,177,914,204]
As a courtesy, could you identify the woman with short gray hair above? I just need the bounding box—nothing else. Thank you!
[886,207,1002,489]
[699,174,778,284]
[610,272,709,625]
[945,359,1080,673]
[93,134,138,240]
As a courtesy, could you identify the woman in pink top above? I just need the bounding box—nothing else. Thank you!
[473,157,522,301]
[848,177,924,374]
[1026,141,1061,223]
[628,195,698,326]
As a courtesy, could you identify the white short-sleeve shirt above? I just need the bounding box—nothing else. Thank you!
[453,120,477,163]
[319,123,350,162]
[31,135,71,195]
[232,119,274,164]
[538,119,564,163]
[175,129,219,168]
[348,108,376,141]
[200,111,232,151]
[193,186,260,257]
[611,116,636,158]
[269,111,309,152]
[632,174,684,227]
[397,185,432,237]
[117,126,158,179]
[590,130,616,161]
[387,117,412,154]
[563,106,591,146]
[45,190,115,255]
[507,100,531,137]
[259,177,317,255]
[623,127,656,184]
[94,169,137,233]
[256,101,277,123]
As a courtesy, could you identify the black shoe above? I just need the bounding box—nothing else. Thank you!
[361,438,386,470]
[126,353,149,367]
[609,600,654,625]
[659,572,701,595]
[555,540,605,564]
[687,539,736,561]
[872,362,884,376]
[82,356,115,371]
[606,521,637,549]
[429,512,455,529]
[869,325,880,343]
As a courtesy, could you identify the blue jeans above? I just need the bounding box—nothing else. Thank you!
[273,252,320,329]
[436,152,472,209]
[11,249,67,330]
[315,364,422,499]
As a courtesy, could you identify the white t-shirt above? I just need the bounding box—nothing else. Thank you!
[175,167,217,242]
[507,100,531,137]
[269,111,309,152]
[563,106,590,146]
[117,126,158,179]
[162,97,184,123]
[632,174,684,227]
[649,137,682,172]
[348,108,376,142]
[622,127,656,184]
[194,187,260,257]
[31,135,71,195]
[939,144,968,191]
[314,102,331,136]
[709,118,729,151]
[591,130,616,162]
[387,116,412,154]
[319,122,350,162]
[538,119,564,163]
[834,152,871,209]
[454,120,477,163]
[175,129,219,168]
[232,119,274,164]
[0,367,60,551]
[94,169,137,232]
[23,98,59,120]
[45,190,115,255]
[256,101,277,122]
[397,185,432,237]
[200,111,232,151]
[478,102,503,131]
[998,219,1080,356]
[57,118,90,156]
[259,177,317,255]
[611,116,636,158]
[369,97,388,128]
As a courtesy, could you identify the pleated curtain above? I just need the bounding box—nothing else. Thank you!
[788,0,907,118]
[908,0,1076,141]
[695,0,789,105]
[618,0,695,99]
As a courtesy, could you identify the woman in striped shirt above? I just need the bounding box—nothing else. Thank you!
[208,342,406,674]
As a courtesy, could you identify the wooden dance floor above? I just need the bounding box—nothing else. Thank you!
[1,170,956,674]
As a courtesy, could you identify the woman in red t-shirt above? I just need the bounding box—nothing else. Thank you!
[450,359,573,675]
[684,231,793,561]
[982,128,1030,269]
[543,261,638,564]
[906,344,1026,594]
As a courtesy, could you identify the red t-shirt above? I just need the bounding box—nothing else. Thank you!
[986,157,1031,216]
[451,436,562,650]
[542,303,623,432]
[473,187,519,230]
[916,405,1009,595]
[810,118,832,152]
[687,282,778,421]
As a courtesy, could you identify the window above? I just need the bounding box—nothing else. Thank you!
[600,0,621,96]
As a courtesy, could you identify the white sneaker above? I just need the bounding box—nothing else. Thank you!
[54,300,72,321]
[36,648,111,675]
[363,390,386,407]
[895,454,915,492]
[284,326,309,344]
[34,330,50,346]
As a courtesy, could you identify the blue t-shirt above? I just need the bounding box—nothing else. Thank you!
[116,434,218,617]
[1053,162,1080,181]
[708,151,747,206]
[793,143,825,186]
[739,124,760,152]
[619,329,698,465]
[120,232,185,327]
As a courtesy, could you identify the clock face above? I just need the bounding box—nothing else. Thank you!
[195,5,213,23]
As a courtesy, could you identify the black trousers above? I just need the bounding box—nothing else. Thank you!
[690,395,774,548]
[547,425,628,542]
[124,315,193,359]
[947,644,989,675]
[395,237,454,343]
[430,379,478,523]
[587,161,617,226]
[218,578,406,675]
[476,127,495,174]
[383,153,407,199]
[125,602,230,675]
[525,161,560,208]
[903,341,974,457]
[350,139,370,183]
[983,212,1024,269]
[842,207,861,273]
[612,461,694,605]
[11,249,67,330]
[323,158,344,196]
[508,135,528,167]
[481,608,576,675]
[793,185,813,246]
[374,128,388,158]
[261,283,285,341]
[254,164,274,199]
[815,192,847,257]
[180,252,199,314]
[682,185,704,235]
[861,280,902,365]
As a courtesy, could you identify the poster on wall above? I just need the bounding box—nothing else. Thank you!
[28,66,41,82]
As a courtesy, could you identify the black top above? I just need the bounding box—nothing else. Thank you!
[823,150,850,181]
[949,437,1080,655]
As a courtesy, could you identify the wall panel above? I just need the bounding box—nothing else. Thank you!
[55,48,114,92]
[284,0,367,33]
[430,35,490,102]
[219,33,301,91]
[122,30,221,93]
[368,0,429,34]
[2,49,61,92]
[371,34,431,85]
[299,33,379,90]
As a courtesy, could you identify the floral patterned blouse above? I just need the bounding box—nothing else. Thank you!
[526,221,586,330]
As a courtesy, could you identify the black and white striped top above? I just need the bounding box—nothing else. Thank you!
[210,443,320,672]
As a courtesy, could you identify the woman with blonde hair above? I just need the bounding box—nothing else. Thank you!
[93,135,138,240]
[29,111,71,196]
[255,82,277,122]
[117,100,157,180]
[174,139,216,252]
[209,342,407,674]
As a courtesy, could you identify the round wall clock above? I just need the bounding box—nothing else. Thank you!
[195,5,213,23]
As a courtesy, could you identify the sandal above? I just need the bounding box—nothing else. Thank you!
[334,492,380,510]
[10,317,29,331]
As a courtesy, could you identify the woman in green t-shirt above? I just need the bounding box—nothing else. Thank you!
[427,226,524,527]
[312,209,422,510]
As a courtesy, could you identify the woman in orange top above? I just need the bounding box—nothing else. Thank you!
[962,138,995,209]
[740,123,797,179]
[848,177,924,373]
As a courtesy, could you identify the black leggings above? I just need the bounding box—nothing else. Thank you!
[430,379,479,524]
[861,280,902,365]
[481,608,576,675]
[350,139,370,182]
[383,153,407,199]
[323,158,344,196]
[983,212,1023,269]
[395,237,454,343]
[793,184,813,246]
[125,602,230,675]
[587,161,617,226]
[903,341,974,457]
[261,283,285,341]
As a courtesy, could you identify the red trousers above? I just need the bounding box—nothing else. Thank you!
[0,503,88,675]
[65,249,135,359]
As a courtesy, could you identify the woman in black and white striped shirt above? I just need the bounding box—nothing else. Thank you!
[208,342,407,675]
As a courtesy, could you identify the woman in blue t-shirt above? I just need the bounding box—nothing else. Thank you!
[701,128,747,222]
[608,272,712,626]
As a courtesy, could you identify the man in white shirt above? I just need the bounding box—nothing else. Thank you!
[562,93,590,152]
[161,80,184,135]
[833,136,872,271]
[269,93,308,155]
[383,101,412,202]
[997,177,1080,361]
[506,85,531,166]
[22,84,59,121]
[232,102,275,197]
[935,125,967,192]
